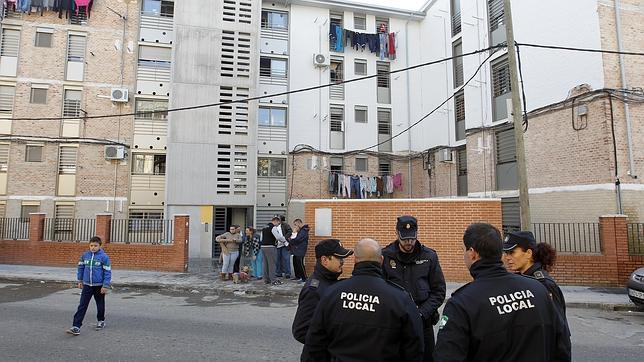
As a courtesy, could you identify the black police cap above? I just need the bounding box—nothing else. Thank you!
[396,215,418,240]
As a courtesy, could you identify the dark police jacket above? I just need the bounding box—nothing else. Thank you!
[382,241,446,325]
[292,262,342,344]
[304,261,424,362]
[261,223,276,246]
[433,259,571,362]
[524,262,568,331]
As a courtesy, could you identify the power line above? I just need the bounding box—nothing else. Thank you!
[9,45,506,122]
[515,42,644,56]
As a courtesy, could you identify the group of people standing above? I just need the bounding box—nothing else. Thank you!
[292,216,571,362]
[215,215,310,285]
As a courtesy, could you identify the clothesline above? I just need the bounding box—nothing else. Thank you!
[328,172,403,199]
[2,0,93,19]
[329,24,397,60]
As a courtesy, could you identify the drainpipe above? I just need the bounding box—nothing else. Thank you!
[405,19,413,198]
[614,0,637,179]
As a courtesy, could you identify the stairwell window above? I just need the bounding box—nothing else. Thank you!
[376,62,391,104]
[258,106,287,127]
[132,154,166,175]
[491,56,511,121]
[261,10,288,30]
[257,158,286,177]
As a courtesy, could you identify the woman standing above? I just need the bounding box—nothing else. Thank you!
[503,231,569,330]
[243,226,263,280]
[215,226,241,281]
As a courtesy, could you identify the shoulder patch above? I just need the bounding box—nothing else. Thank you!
[533,270,545,279]
[438,315,449,330]
[309,279,319,288]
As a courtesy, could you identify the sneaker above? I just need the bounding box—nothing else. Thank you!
[95,321,105,330]
[66,326,81,336]
[272,280,283,286]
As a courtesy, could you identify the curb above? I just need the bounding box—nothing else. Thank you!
[564,302,639,312]
[0,275,302,298]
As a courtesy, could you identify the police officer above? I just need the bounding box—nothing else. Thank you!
[433,223,571,361]
[382,215,446,361]
[305,238,424,362]
[503,230,570,334]
[292,239,353,359]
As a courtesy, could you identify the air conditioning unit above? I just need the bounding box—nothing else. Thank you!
[111,88,129,103]
[104,145,126,160]
[438,148,453,163]
[313,53,329,67]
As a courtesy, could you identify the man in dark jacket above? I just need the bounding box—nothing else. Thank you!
[433,223,571,362]
[261,218,279,285]
[292,238,353,360]
[305,238,424,362]
[289,218,309,282]
[382,215,446,361]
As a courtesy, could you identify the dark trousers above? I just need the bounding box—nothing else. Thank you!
[423,321,435,362]
[73,285,105,328]
[293,255,307,281]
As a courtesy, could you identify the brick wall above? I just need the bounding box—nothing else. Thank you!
[302,199,503,281]
[0,214,189,272]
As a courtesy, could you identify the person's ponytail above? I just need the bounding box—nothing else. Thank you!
[533,243,557,272]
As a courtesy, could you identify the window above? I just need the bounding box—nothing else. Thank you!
[455,90,465,141]
[330,58,344,100]
[25,145,43,162]
[53,203,75,237]
[378,159,391,175]
[330,11,343,51]
[453,40,463,88]
[58,146,78,175]
[0,144,8,172]
[66,34,85,63]
[377,108,392,152]
[376,62,391,104]
[491,56,511,121]
[354,13,366,30]
[258,107,287,127]
[354,59,367,76]
[451,0,461,36]
[261,10,288,30]
[129,209,164,232]
[488,0,506,46]
[355,106,368,123]
[135,99,168,120]
[330,157,343,173]
[132,154,166,175]
[21,204,39,219]
[0,28,20,58]
[329,106,344,149]
[457,147,467,196]
[142,0,175,17]
[35,29,53,48]
[495,128,517,190]
[501,197,520,234]
[63,89,82,118]
[138,45,172,68]
[259,57,287,79]
[0,86,15,116]
[375,17,389,33]
[355,157,368,172]
[257,158,286,177]
[30,87,47,104]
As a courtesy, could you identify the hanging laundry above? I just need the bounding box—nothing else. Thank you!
[74,0,93,18]
[386,175,394,194]
[378,33,386,60]
[388,33,396,60]
[344,174,352,198]
[359,176,368,199]
[328,172,337,193]
[18,0,32,13]
[393,173,403,191]
[369,176,377,196]
[335,26,344,52]
[376,176,384,197]
[350,176,361,199]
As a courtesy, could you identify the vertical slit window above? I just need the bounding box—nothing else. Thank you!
[58,146,78,175]
[453,40,463,88]
[0,144,9,172]
[455,90,465,141]
[66,35,86,63]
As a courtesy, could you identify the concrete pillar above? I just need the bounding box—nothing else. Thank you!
[28,213,46,242]
[96,214,112,244]
[173,215,190,272]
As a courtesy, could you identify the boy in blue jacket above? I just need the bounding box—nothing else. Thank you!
[67,236,112,336]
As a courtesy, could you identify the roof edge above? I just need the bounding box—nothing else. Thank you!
[286,0,427,19]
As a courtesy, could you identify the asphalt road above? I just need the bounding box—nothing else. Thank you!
[0,280,642,361]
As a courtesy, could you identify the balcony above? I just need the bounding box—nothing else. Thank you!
[140,11,174,44]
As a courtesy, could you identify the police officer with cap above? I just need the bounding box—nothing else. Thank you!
[433,223,571,361]
[305,238,424,362]
[292,239,353,359]
[503,231,569,333]
[382,215,446,361]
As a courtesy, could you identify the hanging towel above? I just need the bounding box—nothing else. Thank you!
[335,26,344,52]
[388,33,396,60]
[393,173,403,191]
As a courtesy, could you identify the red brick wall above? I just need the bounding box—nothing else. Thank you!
[0,214,190,272]
[303,199,503,281]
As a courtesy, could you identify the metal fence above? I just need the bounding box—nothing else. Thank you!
[43,218,96,242]
[627,223,644,255]
[110,219,173,244]
[532,223,602,254]
[0,218,30,240]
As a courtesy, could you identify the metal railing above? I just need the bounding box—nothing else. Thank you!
[627,223,644,255]
[43,218,96,242]
[532,222,601,254]
[0,218,29,240]
[110,219,173,244]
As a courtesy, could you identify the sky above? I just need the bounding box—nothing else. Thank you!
[353,0,427,11]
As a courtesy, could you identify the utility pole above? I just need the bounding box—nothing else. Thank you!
[503,0,532,231]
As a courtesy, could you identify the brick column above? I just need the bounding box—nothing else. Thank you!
[599,215,627,285]
[95,214,112,244]
[28,213,46,242]
[173,215,190,272]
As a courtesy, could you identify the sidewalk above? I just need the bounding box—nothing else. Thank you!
[0,264,637,310]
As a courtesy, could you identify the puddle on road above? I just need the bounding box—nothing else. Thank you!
[0,279,69,303]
